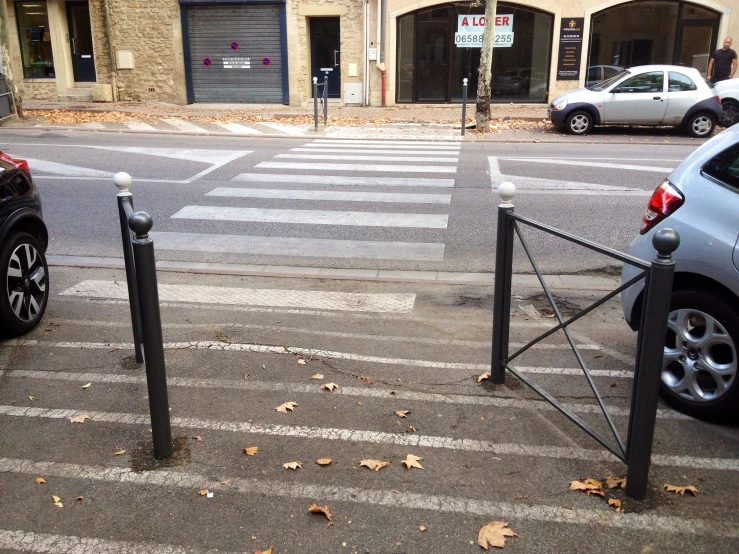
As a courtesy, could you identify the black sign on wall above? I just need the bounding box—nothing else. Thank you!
[557,17,584,80]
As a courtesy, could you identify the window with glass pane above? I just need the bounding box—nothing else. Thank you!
[619,72,664,93]
[16,1,55,78]
[397,14,415,103]
[668,72,697,91]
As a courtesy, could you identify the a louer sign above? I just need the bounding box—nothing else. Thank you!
[455,15,514,48]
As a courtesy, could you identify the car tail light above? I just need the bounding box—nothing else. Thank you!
[641,180,684,234]
[0,151,31,176]
[716,95,722,104]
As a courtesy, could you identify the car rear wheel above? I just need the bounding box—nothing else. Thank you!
[719,99,739,128]
[660,289,738,421]
[565,111,593,135]
[0,232,49,337]
[685,112,715,137]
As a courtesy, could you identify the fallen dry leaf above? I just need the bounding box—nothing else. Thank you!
[664,484,698,496]
[35,477,46,485]
[608,498,623,512]
[402,454,424,470]
[82,382,92,389]
[316,458,333,466]
[76,496,84,501]
[53,502,63,508]
[193,436,204,442]
[28,396,36,401]
[276,401,298,413]
[569,478,604,497]
[408,425,417,433]
[359,459,390,471]
[244,447,259,456]
[478,521,518,549]
[198,489,209,496]
[70,414,90,424]
[112,449,126,457]
[310,373,324,380]
[605,476,626,489]
[254,548,273,554]
[394,410,410,418]
[419,525,427,531]
[477,372,491,383]
[297,358,307,365]
[321,383,339,392]
[308,501,333,521]
[390,390,398,396]
[221,480,231,484]
[358,376,374,386]
[283,461,303,470]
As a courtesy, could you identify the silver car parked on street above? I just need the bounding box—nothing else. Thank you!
[621,124,739,421]
[549,65,722,137]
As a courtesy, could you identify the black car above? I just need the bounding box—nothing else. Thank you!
[0,151,49,336]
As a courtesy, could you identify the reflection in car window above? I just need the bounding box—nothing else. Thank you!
[587,67,600,81]
[603,67,620,79]
[702,143,739,191]
[668,72,697,91]
[588,70,630,91]
[617,72,664,93]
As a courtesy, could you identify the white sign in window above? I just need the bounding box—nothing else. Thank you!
[223,57,251,69]
[455,14,514,48]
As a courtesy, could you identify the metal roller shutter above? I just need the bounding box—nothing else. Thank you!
[186,4,284,103]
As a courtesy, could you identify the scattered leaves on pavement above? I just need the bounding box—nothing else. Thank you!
[402,454,424,470]
[70,414,90,424]
[35,477,46,485]
[283,461,302,470]
[359,459,390,471]
[310,373,324,380]
[308,501,333,521]
[276,401,298,413]
[664,484,698,496]
[477,521,518,549]
[82,382,92,389]
[316,458,333,466]
[605,476,626,489]
[112,450,126,457]
[394,410,410,418]
[321,383,339,392]
[477,372,491,383]
[569,478,604,497]
[608,498,623,513]
[244,447,259,456]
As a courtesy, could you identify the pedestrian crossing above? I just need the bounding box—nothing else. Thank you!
[153,139,461,263]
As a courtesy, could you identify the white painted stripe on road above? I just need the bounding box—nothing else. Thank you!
[275,153,459,162]
[160,118,210,133]
[514,189,653,197]
[125,121,157,131]
[260,122,307,135]
[232,173,455,187]
[310,139,461,146]
[6,339,632,377]
[256,162,457,173]
[292,147,461,155]
[2,463,736,537]
[81,146,252,165]
[504,157,674,173]
[0,529,245,554]
[1,408,734,471]
[18,158,115,178]
[5,369,689,420]
[81,122,106,130]
[206,187,452,204]
[171,205,449,228]
[58,281,415,312]
[215,122,264,135]
[150,231,444,261]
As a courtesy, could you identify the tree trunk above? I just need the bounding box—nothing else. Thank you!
[475,0,496,133]
[0,2,23,118]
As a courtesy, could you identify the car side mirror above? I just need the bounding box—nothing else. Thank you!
[611,87,622,93]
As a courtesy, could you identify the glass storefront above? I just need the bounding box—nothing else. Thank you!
[15,1,55,78]
[396,3,553,103]
[588,1,719,78]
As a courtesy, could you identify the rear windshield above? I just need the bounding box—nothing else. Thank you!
[587,70,630,91]
[702,142,739,192]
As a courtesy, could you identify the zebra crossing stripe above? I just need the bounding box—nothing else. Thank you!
[215,122,264,134]
[274,153,458,162]
[231,173,455,187]
[171,206,449,228]
[256,162,457,173]
[291,147,460,155]
[310,139,461,146]
[260,122,307,135]
[125,121,157,131]
[149,231,444,261]
[205,188,452,204]
[160,118,209,133]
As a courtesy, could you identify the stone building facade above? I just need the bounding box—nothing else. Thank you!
[2,0,736,107]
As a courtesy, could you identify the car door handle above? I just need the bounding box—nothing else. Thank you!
[653,96,662,100]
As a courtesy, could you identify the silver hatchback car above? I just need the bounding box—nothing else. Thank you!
[621,124,739,421]
[549,65,722,137]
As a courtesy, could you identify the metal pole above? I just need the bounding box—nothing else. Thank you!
[114,172,144,364]
[323,74,328,125]
[313,77,319,132]
[491,182,516,384]
[461,78,468,136]
[129,211,173,459]
[625,228,679,500]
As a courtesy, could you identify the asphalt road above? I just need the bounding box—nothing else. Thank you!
[0,128,700,274]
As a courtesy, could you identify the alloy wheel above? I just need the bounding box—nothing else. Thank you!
[720,102,739,127]
[662,308,737,403]
[6,243,47,322]
[690,115,713,136]
[569,114,590,134]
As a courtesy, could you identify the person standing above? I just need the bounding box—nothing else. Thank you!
[707,37,737,84]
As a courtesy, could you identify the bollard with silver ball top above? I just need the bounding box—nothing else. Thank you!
[313,77,319,132]
[461,78,469,136]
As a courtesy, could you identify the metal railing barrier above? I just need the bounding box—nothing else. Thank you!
[115,172,173,459]
[461,78,468,136]
[313,76,329,132]
[491,182,679,500]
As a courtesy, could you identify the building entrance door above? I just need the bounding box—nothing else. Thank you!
[66,1,96,82]
[674,20,718,76]
[310,18,341,98]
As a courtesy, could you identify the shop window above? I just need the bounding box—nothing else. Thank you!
[15,1,55,78]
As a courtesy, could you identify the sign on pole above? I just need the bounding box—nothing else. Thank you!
[455,15,514,48]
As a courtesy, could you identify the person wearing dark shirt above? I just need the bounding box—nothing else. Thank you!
[707,37,737,84]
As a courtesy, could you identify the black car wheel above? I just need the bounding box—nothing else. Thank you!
[685,112,715,137]
[719,99,739,128]
[565,111,593,135]
[660,289,739,422]
[0,232,49,336]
